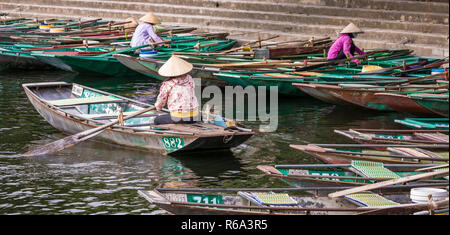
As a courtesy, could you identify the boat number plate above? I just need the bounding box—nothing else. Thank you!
[72,84,84,97]
[186,194,223,205]
[161,136,184,152]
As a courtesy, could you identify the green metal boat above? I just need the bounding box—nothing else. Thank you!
[395,118,449,130]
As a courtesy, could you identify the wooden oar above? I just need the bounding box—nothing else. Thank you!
[96,42,162,57]
[356,199,449,215]
[385,72,447,87]
[315,144,449,149]
[414,164,449,172]
[357,60,429,75]
[219,35,280,54]
[328,169,449,198]
[22,106,156,157]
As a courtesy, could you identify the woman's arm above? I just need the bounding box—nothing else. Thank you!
[154,82,171,111]
[145,24,163,43]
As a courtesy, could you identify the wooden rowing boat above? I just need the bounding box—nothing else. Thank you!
[291,82,447,111]
[22,82,254,154]
[257,162,447,188]
[334,129,449,148]
[138,187,420,215]
[290,144,448,164]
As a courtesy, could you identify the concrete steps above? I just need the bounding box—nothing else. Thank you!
[1,0,448,57]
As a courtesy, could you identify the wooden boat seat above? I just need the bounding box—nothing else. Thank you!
[238,192,298,206]
[47,95,125,107]
[389,147,443,159]
[79,111,156,120]
[344,192,399,207]
[414,132,449,143]
[350,160,399,179]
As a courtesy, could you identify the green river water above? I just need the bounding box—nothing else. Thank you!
[0,70,417,214]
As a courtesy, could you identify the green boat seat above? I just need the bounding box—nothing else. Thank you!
[47,95,124,107]
[350,160,400,179]
[345,192,399,207]
[79,110,156,120]
[250,192,298,206]
[238,192,298,206]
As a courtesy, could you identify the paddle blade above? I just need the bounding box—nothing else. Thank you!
[21,129,103,157]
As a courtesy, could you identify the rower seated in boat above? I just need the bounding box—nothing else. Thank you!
[123,17,138,33]
[154,55,200,125]
[130,12,165,48]
[327,23,365,64]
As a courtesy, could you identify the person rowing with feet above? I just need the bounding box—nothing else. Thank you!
[153,55,200,125]
[327,23,366,64]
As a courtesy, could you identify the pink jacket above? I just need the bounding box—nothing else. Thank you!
[155,74,199,116]
[327,33,365,62]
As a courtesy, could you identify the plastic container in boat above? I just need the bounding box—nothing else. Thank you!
[39,24,54,30]
[410,187,448,203]
[431,68,445,75]
[361,65,382,73]
[213,115,227,127]
[139,50,158,58]
[49,27,65,33]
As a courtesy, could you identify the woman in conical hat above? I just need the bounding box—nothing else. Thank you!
[327,23,365,63]
[153,55,199,125]
[123,17,138,33]
[130,12,163,47]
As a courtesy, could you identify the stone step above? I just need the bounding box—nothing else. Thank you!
[10,0,449,24]
[3,10,448,58]
[95,0,450,14]
[10,0,448,34]
[1,2,447,46]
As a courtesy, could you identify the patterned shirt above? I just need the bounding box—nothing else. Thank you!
[130,22,163,47]
[327,33,365,62]
[154,74,199,116]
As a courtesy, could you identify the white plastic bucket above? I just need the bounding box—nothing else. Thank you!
[410,187,448,203]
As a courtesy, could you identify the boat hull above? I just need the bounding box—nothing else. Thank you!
[375,93,435,114]
[114,54,228,86]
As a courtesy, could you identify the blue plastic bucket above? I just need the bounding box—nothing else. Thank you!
[139,50,158,58]
[431,68,445,75]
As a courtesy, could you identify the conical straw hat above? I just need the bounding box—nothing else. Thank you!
[124,17,138,29]
[139,12,161,25]
[158,55,193,77]
[340,23,363,34]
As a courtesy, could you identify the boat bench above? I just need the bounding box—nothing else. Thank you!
[350,160,400,180]
[79,111,156,120]
[345,192,399,207]
[46,95,126,107]
[414,132,449,143]
[238,192,298,206]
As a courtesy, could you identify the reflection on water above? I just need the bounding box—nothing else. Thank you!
[0,70,417,214]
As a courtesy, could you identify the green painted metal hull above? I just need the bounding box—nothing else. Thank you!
[395,118,449,130]
[56,55,145,77]
[413,98,449,117]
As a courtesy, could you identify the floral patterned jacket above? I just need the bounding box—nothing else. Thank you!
[154,74,199,117]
